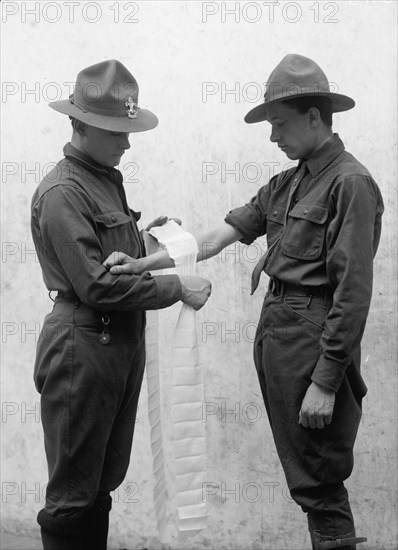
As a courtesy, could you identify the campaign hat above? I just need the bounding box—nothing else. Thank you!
[49,59,158,132]
[245,54,355,124]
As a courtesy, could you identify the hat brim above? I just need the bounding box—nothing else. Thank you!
[49,100,158,132]
[244,92,355,124]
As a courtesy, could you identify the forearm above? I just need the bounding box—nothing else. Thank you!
[197,223,243,261]
[141,222,242,270]
[141,249,176,271]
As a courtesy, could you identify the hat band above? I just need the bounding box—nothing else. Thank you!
[69,94,139,119]
[265,83,330,102]
[69,94,88,113]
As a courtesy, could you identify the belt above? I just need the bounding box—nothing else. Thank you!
[50,290,81,304]
[269,277,330,298]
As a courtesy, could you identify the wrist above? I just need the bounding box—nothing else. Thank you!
[311,380,335,395]
[178,277,190,302]
[139,256,150,274]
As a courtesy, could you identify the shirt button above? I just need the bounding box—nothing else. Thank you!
[273,210,278,216]
[304,209,309,215]
[111,215,116,222]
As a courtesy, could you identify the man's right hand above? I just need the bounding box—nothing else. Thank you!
[103,252,144,275]
[179,276,212,311]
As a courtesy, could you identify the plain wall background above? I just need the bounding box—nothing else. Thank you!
[1,1,397,548]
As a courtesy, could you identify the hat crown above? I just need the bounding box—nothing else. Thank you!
[71,59,139,118]
[265,54,330,102]
[244,53,355,124]
[49,59,158,132]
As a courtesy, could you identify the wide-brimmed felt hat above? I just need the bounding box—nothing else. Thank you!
[245,54,355,124]
[49,59,158,132]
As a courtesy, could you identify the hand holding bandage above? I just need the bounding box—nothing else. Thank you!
[179,276,212,310]
[103,221,212,311]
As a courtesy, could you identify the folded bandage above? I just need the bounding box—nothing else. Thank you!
[146,221,208,536]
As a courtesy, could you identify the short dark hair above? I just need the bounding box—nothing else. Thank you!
[281,96,333,126]
[69,116,86,134]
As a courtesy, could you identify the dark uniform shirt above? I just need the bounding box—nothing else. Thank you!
[31,143,182,311]
[225,134,384,393]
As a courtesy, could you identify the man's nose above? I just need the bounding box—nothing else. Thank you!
[270,127,279,143]
[120,133,131,150]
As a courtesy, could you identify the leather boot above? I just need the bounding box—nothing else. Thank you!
[83,494,112,550]
[310,529,367,549]
[38,509,86,550]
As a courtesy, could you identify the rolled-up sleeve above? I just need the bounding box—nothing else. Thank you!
[32,184,182,311]
[311,175,384,392]
[224,182,272,245]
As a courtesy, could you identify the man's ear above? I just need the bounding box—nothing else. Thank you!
[308,107,321,127]
[72,118,88,136]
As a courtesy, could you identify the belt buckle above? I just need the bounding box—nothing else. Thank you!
[307,286,324,298]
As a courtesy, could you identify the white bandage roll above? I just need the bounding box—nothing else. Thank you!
[147,221,208,535]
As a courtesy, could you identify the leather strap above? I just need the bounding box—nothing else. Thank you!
[316,536,367,549]
[56,291,81,304]
[269,277,330,298]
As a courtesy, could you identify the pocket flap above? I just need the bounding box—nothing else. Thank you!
[94,211,131,228]
[267,203,286,225]
[288,204,328,224]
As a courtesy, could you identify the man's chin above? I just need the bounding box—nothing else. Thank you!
[283,150,300,160]
[109,156,124,167]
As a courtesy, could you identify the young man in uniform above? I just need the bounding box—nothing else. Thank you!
[105,54,384,549]
[31,59,211,550]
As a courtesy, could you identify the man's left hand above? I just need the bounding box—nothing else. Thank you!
[298,381,335,429]
[145,216,182,231]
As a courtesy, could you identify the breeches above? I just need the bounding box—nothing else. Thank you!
[253,290,363,535]
[34,299,146,519]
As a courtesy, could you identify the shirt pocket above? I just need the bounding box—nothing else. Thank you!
[281,203,328,260]
[94,210,140,259]
[266,203,286,244]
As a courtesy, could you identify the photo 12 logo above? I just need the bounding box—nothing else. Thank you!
[201,2,340,24]
[1,481,141,504]
[1,161,139,183]
[202,480,294,504]
[202,400,265,423]
[2,1,140,24]
[201,161,297,183]
[201,321,258,344]
[1,400,140,424]
[202,80,340,104]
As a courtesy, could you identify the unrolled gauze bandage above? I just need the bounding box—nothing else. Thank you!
[147,221,208,535]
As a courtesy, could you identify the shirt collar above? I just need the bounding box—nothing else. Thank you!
[63,142,120,178]
[304,133,345,178]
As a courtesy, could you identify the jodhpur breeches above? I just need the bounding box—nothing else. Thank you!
[34,298,146,519]
[253,290,363,536]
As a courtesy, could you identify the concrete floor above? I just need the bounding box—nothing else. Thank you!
[0,532,42,550]
[0,532,136,550]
